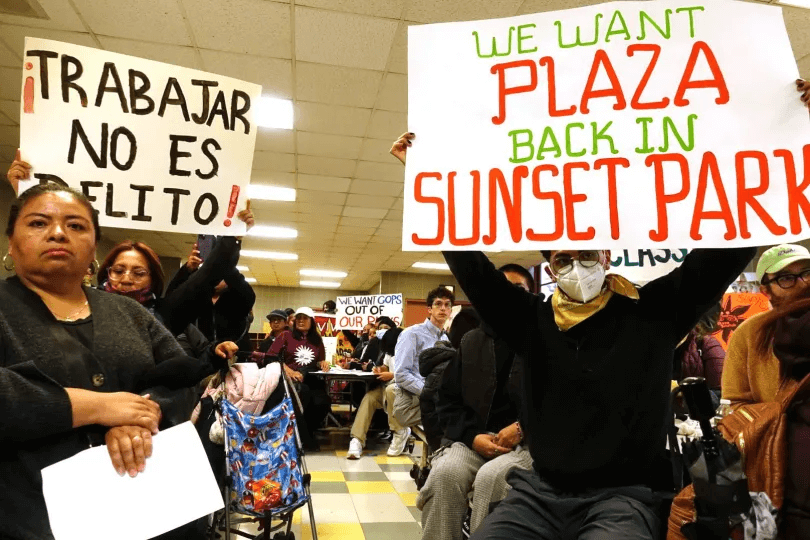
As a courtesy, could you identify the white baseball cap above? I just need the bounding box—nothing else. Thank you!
[294,306,316,319]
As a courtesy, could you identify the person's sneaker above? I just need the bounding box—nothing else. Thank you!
[387,427,411,457]
[347,438,363,460]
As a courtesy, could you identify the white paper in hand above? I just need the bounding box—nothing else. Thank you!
[41,422,224,540]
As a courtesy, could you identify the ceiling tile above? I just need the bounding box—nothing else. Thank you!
[0,100,18,124]
[184,0,292,58]
[517,0,605,15]
[386,21,415,74]
[0,144,16,161]
[74,0,191,45]
[298,174,351,192]
[799,55,810,80]
[98,37,200,69]
[253,151,296,172]
[391,198,404,210]
[376,73,407,112]
[337,225,377,236]
[783,7,810,62]
[338,216,382,228]
[295,6,398,71]
[367,110,407,140]
[343,206,388,219]
[0,25,97,57]
[359,138,397,163]
[349,179,402,197]
[0,125,19,146]
[375,227,401,238]
[297,189,348,205]
[355,160,405,182]
[295,101,371,137]
[298,154,356,177]
[0,0,86,32]
[297,132,363,159]
[300,203,345,216]
[295,62,382,108]
[345,193,395,209]
[199,50,292,97]
[255,129,295,153]
[295,0,403,18]
[0,42,21,68]
[0,111,14,126]
[404,0,523,23]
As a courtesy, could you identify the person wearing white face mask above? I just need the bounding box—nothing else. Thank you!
[390,132,758,540]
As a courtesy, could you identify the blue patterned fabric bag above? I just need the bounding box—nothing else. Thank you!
[221,397,306,515]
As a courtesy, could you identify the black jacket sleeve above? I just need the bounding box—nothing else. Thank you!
[343,331,360,348]
[158,237,244,335]
[437,342,484,450]
[443,251,540,357]
[641,248,756,340]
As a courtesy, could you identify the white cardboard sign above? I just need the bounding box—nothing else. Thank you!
[404,0,810,250]
[335,294,404,331]
[19,38,262,235]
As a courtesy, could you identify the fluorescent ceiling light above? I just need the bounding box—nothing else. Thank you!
[412,262,450,271]
[255,96,294,130]
[241,249,298,261]
[247,184,296,202]
[300,280,341,288]
[247,225,298,239]
[300,269,348,278]
[245,277,257,283]
[778,0,810,8]
[236,265,249,272]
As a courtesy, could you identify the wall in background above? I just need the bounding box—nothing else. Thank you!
[376,271,468,303]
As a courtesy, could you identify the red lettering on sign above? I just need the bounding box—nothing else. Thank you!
[526,164,564,241]
[594,157,630,240]
[580,49,626,115]
[563,162,595,240]
[491,60,537,125]
[627,44,670,110]
[412,172,444,246]
[484,166,526,245]
[735,151,786,239]
[647,153,690,242]
[674,41,729,107]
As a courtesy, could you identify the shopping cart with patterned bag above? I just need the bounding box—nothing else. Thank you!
[212,366,318,540]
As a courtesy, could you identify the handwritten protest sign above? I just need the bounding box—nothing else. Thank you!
[335,294,404,330]
[404,0,810,250]
[711,292,771,349]
[18,38,261,235]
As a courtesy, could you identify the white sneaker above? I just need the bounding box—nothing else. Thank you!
[387,427,411,457]
[347,438,363,460]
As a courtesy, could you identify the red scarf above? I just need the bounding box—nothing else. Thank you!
[103,281,155,306]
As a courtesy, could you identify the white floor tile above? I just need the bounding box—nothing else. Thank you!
[351,493,417,523]
[301,493,359,524]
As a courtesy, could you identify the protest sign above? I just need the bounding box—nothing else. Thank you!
[711,292,771,349]
[335,294,404,330]
[18,38,261,235]
[610,248,687,283]
[314,314,355,363]
[404,0,810,250]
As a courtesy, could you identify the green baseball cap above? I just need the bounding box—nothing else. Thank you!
[756,244,810,282]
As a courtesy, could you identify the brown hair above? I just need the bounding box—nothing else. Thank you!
[6,183,101,243]
[99,241,165,295]
[755,298,810,356]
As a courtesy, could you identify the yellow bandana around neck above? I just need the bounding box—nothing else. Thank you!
[552,274,640,331]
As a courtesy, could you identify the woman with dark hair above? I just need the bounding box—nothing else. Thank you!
[0,183,233,539]
[267,307,331,450]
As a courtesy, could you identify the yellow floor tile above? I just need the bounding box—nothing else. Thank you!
[292,509,301,525]
[374,455,414,465]
[399,492,418,506]
[345,481,397,494]
[301,522,365,540]
[334,450,348,457]
[310,471,346,482]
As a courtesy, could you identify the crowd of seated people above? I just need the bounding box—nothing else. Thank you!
[6,80,810,540]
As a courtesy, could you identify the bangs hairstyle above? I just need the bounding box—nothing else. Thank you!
[99,241,165,295]
[293,316,324,348]
[6,183,101,243]
[427,286,455,306]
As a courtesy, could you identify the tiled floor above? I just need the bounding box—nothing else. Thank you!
[230,431,424,540]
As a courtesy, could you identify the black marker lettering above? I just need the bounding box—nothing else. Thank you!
[110,127,137,170]
[129,70,154,115]
[163,187,191,225]
[95,62,129,113]
[206,90,230,130]
[169,134,195,177]
[60,55,87,106]
[196,138,221,179]
[130,184,154,222]
[191,80,218,125]
[105,183,127,217]
[194,193,219,225]
[26,50,58,99]
[230,90,251,134]
[158,78,190,121]
[68,120,107,168]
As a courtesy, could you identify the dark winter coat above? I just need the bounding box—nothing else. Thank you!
[418,340,456,452]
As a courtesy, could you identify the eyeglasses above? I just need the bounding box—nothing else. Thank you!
[108,266,150,282]
[550,251,601,275]
[431,301,453,310]
[763,269,810,290]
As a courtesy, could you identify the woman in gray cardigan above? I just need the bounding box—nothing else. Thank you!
[0,183,232,540]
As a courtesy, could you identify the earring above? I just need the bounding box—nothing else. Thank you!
[89,259,99,275]
[2,253,14,272]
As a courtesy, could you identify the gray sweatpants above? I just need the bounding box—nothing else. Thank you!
[471,468,659,540]
[416,442,533,540]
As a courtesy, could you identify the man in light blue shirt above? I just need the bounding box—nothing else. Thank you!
[386,286,454,456]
